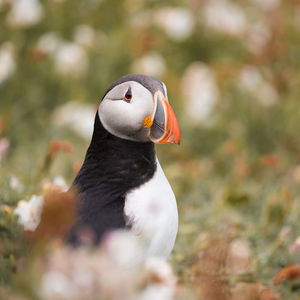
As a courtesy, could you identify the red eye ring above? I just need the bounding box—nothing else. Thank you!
[124,88,132,102]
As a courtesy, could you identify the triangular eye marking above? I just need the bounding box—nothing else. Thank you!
[124,88,132,102]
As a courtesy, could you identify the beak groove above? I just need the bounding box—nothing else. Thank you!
[148,91,180,145]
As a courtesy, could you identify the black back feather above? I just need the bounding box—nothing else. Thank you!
[66,114,156,245]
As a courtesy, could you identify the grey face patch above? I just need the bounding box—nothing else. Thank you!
[103,74,165,100]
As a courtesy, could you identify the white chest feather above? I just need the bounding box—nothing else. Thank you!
[124,159,178,258]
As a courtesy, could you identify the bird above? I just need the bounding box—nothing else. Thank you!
[67,74,180,258]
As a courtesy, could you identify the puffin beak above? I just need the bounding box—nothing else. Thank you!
[143,91,180,144]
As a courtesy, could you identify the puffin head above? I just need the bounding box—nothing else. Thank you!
[98,74,180,144]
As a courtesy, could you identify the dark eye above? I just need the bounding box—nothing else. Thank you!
[124,88,132,102]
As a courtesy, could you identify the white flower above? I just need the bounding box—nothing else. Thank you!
[73,25,97,49]
[246,22,271,54]
[143,257,176,285]
[37,230,177,300]
[154,7,195,41]
[140,285,174,300]
[140,257,176,300]
[36,32,61,55]
[14,195,44,231]
[9,175,24,192]
[181,62,219,123]
[36,33,94,75]
[202,0,247,36]
[289,236,300,254]
[52,176,68,192]
[279,226,292,239]
[7,0,44,27]
[102,230,145,267]
[54,42,88,77]
[0,138,10,161]
[0,42,15,84]
[239,65,262,91]
[249,0,280,10]
[52,102,95,140]
[40,271,75,300]
[132,52,165,77]
[43,176,69,192]
[239,65,278,106]
[226,238,251,274]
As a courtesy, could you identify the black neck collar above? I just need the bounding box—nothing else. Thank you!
[74,113,157,198]
[68,114,157,245]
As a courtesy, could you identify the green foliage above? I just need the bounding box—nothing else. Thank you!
[1,0,300,299]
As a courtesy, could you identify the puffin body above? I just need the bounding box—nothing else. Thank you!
[125,158,178,257]
[67,74,180,258]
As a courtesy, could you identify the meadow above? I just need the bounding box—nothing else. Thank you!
[0,0,300,299]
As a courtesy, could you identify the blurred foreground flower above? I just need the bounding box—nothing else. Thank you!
[289,237,300,255]
[43,176,69,193]
[6,0,44,27]
[226,238,251,275]
[0,138,10,161]
[279,226,292,240]
[291,164,300,183]
[249,0,281,10]
[246,22,271,55]
[142,257,176,300]
[187,232,281,299]
[36,231,176,300]
[189,234,231,299]
[14,195,44,231]
[14,176,75,241]
[181,62,219,123]
[0,42,15,84]
[24,188,77,243]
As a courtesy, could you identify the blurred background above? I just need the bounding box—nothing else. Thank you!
[1,0,300,299]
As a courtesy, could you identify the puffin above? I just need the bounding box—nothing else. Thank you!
[67,74,180,258]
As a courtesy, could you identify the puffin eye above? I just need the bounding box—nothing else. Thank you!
[123,88,132,102]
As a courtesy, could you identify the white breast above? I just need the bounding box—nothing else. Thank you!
[124,158,178,258]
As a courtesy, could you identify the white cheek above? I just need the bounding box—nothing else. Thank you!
[99,98,153,141]
[99,100,142,132]
[98,81,155,141]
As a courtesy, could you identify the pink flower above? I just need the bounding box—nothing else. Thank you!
[0,138,10,161]
[289,237,300,255]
